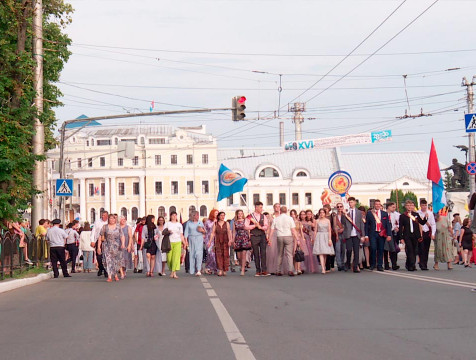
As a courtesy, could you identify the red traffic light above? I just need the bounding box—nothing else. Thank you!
[237,96,246,104]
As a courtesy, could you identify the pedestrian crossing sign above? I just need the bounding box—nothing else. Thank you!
[465,113,476,132]
[56,179,73,196]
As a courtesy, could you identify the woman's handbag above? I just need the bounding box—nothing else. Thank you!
[161,229,171,253]
[294,246,305,262]
[143,228,154,250]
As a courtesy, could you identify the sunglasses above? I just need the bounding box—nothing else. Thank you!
[336,206,343,208]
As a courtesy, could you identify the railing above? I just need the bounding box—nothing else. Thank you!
[0,232,50,280]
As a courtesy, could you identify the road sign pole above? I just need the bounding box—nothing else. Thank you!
[463,77,475,196]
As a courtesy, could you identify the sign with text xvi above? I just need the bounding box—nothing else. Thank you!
[56,179,73,196]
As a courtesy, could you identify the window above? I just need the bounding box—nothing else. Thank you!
[97,139,111,146]
[86,140,90,147]
[77,158,82,168]
[171,155,177,165]
[202,181,209,194]
[77,184,80,197]
[155,181,162,195]
[259,167,279,178]
[155,155,161,165]
[305,193,312,206]
[369,199,376,208]
[88,158,93,167]
[132,156,139,166]
[53,185,56,197]
[100,157,105,167]
[133,182,139,195]
[140,137,145,145]
[296,171,308,177]
[131,207,138,221]
[186,154,193,164]
[118,158,123,166]
[187,181,194,194]
[89,184,94,196]
[91,139,95,146]
[121,138,137,144]
[118,182,125,195]
[114,138,118,145]
[149,138,165,144]
[292,193,299,206]
[158,206,166,218]
[253,194,260,204]
[279,193,286,205]
[227,195,233,206]
[51,160,56,171]
[266,193,273,206]
[171,181,178,194]
[202,154,209,164]
[101,183,105,196]
[90,208,96,223]
[240,194,247,206]
[121,207,127,219]
[169,206,176,216]
[200,205,207,217]
[402,182,409,186]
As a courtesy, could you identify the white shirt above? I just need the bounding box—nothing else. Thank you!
[79,231,94,251]
[349,208,357,237]
[164,221,183,243]
[271,214,296,237]
[417,210,436,236]
[92,219,107,243]
[389,211,400,232]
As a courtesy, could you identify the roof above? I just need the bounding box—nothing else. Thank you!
[218,147,434,182]
[338,151,430,183]
[65,115,102,129]
[218,147,339,179]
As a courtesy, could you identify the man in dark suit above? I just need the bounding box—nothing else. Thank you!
[342,197,366,273]
[398,200,427,271]
[366,200,392,271]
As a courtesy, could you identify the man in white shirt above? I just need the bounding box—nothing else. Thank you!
[268,206,298,276]
[90,210,109,277]
[417,199,436,271]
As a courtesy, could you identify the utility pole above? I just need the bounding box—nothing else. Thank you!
[288,102,305,141]
[31,0,44,232]
[462,76,476,196]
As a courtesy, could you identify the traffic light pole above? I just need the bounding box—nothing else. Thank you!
[57,107,231,223]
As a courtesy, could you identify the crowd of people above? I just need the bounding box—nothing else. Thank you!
[28,198,476,281]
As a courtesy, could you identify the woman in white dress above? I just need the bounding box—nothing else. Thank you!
[156,216,167,276]
[313,208,334,274]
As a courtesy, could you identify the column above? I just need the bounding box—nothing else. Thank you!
[110,177,117,214]
[80,178,86,223]
[139,175,146,216]
[104,177,110,213]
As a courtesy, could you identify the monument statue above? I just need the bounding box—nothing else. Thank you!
[441,158,468,191]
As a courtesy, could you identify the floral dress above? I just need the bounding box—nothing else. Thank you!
[233,220,251,251]
[205,219,217,272]
[100,225,124,275]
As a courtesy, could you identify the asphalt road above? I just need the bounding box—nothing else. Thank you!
[1,262,475,360]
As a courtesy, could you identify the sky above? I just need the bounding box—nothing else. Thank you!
[55,0,476,165]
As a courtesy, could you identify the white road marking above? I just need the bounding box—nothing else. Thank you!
[201,279,256,360]
[375,271,476,289]
[200,277,208,283]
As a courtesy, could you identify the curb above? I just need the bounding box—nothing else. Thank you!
[0,272,53,295]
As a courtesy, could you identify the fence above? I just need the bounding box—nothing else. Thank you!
[0,232,49,280]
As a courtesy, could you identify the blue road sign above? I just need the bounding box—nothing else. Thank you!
[56,179,73,196]
[466,162,476,175]
[465,113,476,132]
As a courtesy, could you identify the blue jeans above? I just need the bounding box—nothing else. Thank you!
[82,250,94,270]
[335,234,346,268]
[188,236,203,274]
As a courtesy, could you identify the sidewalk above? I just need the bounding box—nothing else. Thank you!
[0,272,53,295]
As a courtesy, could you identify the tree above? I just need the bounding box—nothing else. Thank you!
[0,0,73,222]
[390,190,418,213]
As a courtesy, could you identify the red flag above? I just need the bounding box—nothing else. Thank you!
[427,139,441,183]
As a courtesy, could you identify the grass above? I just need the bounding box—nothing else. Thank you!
[1,266,50,281]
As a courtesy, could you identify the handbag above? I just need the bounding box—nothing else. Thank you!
[294,246,305,262]
[143,227,154,250]
[161,229,171,253]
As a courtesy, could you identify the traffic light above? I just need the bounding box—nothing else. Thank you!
[232,96,246,121]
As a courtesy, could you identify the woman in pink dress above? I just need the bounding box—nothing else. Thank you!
[266,204,281,275]
[204,209,218,275]
[299,210,319,273]
[291,210,304,275]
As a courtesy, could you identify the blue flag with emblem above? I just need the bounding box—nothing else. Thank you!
[217,164,248,202]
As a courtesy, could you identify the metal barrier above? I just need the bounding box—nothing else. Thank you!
[0,232,50,280]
